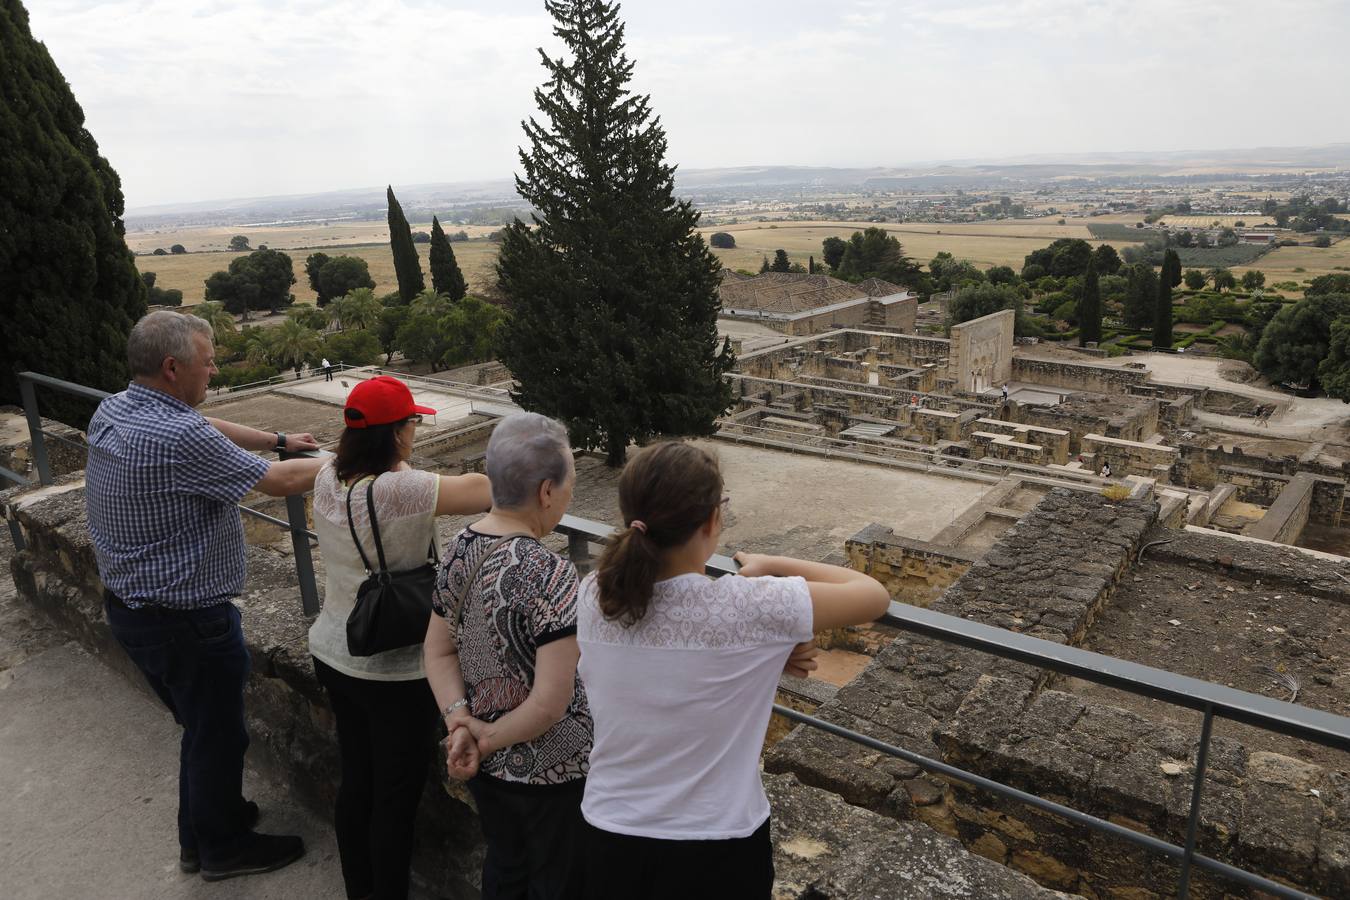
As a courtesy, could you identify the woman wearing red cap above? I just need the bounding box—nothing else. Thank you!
[309,375,492,900]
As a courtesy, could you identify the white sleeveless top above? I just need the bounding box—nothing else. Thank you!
[308,462,439,681]
[577,572,813,839]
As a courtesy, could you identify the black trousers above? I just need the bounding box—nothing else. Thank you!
[583,818,773,900]
[314,658,438,900]
[467,774,586,900]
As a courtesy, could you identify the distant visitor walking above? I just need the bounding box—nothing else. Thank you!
[85,311,325,882]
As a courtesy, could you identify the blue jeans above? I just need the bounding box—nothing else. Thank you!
[105,593,254,863]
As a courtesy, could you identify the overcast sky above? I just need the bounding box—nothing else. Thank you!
[26,0,1350,208]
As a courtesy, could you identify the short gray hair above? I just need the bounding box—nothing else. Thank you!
[486,413,573,509]
[127,310,214,377]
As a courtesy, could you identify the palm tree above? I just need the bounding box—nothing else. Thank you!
[192,301,236,342]
[409,288,451,318]
[288,304,331,332]
[244,327,276,367]
[337,288,382,331]
[269,319,322,378]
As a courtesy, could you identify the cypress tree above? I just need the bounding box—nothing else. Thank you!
[428,216,466,300]
[496,0,733,465]
[386,186,424,302]
[1078,255,1101,347]
[1154,249,1179,349]
[1,0,147,421]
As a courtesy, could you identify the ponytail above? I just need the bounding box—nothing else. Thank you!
[594,526,664,626]
[593,442,722,626]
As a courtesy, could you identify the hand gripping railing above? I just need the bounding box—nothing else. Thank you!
[8,372,1349,897]
[555,512,1346,900]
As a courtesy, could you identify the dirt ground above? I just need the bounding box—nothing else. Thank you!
[1070,560,1350,771]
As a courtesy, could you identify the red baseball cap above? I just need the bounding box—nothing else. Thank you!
[343,376,436,428]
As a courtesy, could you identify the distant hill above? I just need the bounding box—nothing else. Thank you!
[125,143,1350,228]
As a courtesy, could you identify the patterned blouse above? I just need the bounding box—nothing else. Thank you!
[433,528,591,788]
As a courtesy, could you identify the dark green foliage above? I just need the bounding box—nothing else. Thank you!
[170,244,187,254]
[1122,263,1158,331]
[928,252,985,292]
[946,283,1037,336]
[1154,250,1179,348]
[229,235,250,251]
[1079,256,1101,346]
[1184,269,1206,290]
[1092,244,1122,275]
[1314,235,1333,248]
[375,305,410,365]
[821,236,847,271]
[1256,293,1350,390]
[386,186,425,302]
[986,265,1018,285]
[306,253,375,307]
[152,247,167,256]
[770,249,791,273]
[494,0,733,464]
[1023,238,1093,278]
[204,248,296,320]
[758,256,769,274]
[834,227,925,290]
[429,217,467,300]
[1022,263,1047,281]
[709,232,735,249]
[321,329,382,367]
[0,0,147,416]
[1307,274,1350,296]
[209,361,280,391]
[1320,317,1350,402]
[1241,270,1265,290]
[443,296,508,369]
[1211,268,1236,292]
[411,231,431,244]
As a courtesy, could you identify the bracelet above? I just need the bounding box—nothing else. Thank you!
[441,698,468,721]
[274,431,287,453]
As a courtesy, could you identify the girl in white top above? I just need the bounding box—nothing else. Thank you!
[575,441,890,899]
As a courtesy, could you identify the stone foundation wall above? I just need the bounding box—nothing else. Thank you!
[1222,466,1346,526]
[1177,443,1348,492]
[1246,472,1315,544]
[1011,358,1150,393]
[767,489,1350,897]
[1082,433,1179,479]
[845,525,980,607]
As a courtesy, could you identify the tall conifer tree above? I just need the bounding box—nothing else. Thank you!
[496,0,733,464]
[1,0,146,420]
[1154,249,1179,349]
[428,216,467,300]
[386,186,424,302]
[1078,255,1101,346]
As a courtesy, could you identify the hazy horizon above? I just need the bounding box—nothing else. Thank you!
[28,0,1350,208]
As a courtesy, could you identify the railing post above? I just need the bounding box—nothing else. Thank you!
[284,491,320,616]
[567,532,592,576]
[19,377,53,486]
[1177,703,1216,899]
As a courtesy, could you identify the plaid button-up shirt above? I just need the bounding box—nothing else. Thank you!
[85,383,270,609]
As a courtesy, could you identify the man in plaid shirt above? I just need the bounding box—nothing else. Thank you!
[86,311,325,882]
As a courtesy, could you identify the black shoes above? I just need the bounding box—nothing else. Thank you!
[179,800,262,874]
[199,832,306,882]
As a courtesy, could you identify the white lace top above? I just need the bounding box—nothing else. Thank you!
[576,571,813,839]
[309,462,439,681]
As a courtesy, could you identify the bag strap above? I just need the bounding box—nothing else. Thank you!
[345,473,439,575]
[451,532,533,627]
[345,477,376,575]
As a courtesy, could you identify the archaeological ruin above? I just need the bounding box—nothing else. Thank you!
[4,305,1350,897]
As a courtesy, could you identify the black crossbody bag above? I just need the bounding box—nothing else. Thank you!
[344,476,439,657]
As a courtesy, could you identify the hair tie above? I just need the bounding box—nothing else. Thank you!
[629,520,648,535]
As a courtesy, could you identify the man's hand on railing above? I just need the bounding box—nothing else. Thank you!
[284,433,319,453]
[783,640,820,679]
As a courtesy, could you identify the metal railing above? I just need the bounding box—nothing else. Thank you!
[6,370,1349,898]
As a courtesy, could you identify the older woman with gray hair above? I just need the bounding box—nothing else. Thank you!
[424,412,592,900]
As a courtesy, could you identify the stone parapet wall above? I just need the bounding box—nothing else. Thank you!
[970,432,1048,465]
[1221,465,1346,526]
[0,406,88,481]
[1245,472,1315,544]
[1012,357,1150,394]
[1177,442,1347,492]
[845,524,980,607]
[974,419,1071,465]
[1082,433,1179,479]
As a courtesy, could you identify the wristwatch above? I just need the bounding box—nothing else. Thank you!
[274,431,287,453]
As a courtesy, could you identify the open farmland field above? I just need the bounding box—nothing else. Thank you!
[700,221,1140,273]
[1160,215,1276,228]
[125,221,500,255]
[135,240,501,305]
[1231,238,1350,294]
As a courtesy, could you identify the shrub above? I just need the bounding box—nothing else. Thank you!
[1314,235,1332,248]
[709,232,736,249]
[1102,485,1131,501]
